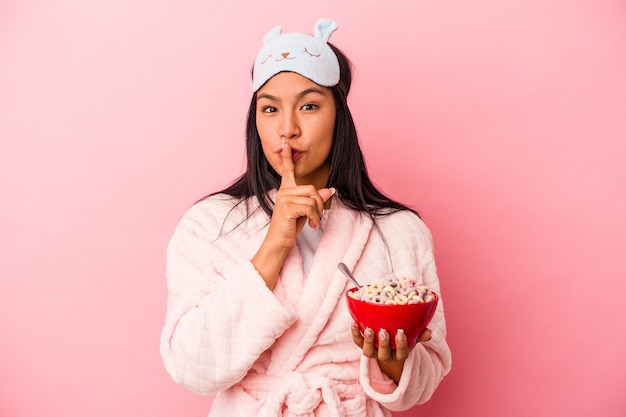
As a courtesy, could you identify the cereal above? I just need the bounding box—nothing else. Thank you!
[348,277,435,305]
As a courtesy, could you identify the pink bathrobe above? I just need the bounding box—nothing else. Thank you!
[160,193,452,416]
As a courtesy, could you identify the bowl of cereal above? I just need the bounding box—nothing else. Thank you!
[346,277,438,349]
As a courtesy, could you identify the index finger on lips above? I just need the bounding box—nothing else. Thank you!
[280,138,297,188]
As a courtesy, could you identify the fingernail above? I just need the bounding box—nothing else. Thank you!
[351,323,359,331]
[364,328,374,338]
[330,187,336,196]
[378,329,388,341]
[397,329,406,341]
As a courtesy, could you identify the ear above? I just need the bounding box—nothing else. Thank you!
[314,18,338,43]
[263,25,282,43]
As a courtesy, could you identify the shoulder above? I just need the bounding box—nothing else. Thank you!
[187,193,242,217]
[182,193,240,221]
[174,194,256,240]
[376,209,435,251]
[378,209,432,236]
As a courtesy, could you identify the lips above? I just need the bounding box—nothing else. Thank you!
[278,148,303,160]
[277,143,303,161]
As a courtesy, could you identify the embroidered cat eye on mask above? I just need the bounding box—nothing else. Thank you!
[252,18,340,92]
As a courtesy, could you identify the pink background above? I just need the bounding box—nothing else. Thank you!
[1,1,625,416]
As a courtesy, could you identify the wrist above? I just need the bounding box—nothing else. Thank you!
[251,239,291,290]
[376,358,405,385]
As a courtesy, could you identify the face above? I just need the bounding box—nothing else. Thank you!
[256,72,336,189]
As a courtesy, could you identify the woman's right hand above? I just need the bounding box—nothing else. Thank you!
[269,139,335,249]
[251,140,334,289]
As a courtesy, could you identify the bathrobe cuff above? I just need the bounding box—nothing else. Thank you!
[358,350,417,410]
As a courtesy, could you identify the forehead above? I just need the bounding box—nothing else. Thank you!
[257,72,333,98]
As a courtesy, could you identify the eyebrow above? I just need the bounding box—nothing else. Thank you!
[256,87,328,102]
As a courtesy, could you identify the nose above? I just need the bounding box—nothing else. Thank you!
[278,108,300,140]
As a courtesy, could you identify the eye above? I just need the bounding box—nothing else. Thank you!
[301,103,319,111]
[261,106,278,113]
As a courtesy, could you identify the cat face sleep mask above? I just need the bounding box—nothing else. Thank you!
[252,18,340,92]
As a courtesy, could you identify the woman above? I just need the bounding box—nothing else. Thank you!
[160,18,451,416]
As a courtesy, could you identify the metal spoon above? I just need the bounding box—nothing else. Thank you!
[338,262,361,289]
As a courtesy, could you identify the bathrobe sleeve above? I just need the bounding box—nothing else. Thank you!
[357,211,452,411]
[160,197,298,395]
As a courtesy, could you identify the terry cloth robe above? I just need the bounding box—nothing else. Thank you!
[160,192,452,417]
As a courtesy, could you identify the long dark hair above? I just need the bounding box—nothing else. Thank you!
[202,43,417,223]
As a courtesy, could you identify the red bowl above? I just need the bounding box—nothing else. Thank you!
[346,287,439,349]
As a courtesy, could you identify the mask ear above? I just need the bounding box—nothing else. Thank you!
[314,18,338,43]
[263,26,282,43]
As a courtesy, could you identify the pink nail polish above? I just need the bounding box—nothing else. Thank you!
[378,329,388,341]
